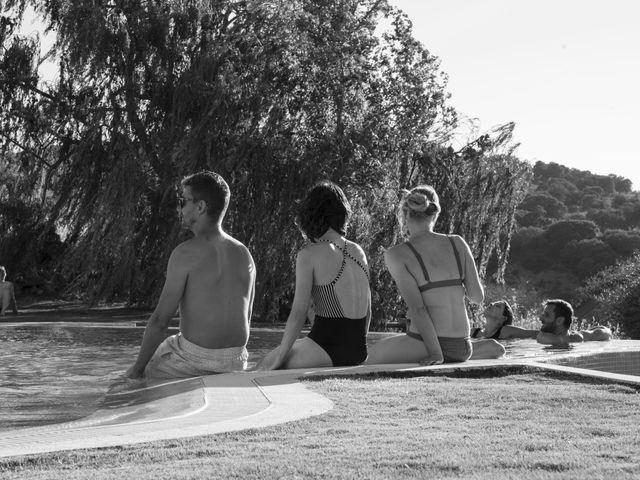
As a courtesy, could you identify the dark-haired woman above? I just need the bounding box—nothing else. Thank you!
[469,301,512,359]
[366,186,484,365]
[257,181,371,370]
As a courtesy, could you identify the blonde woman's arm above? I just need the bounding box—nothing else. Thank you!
[455,236,484,304]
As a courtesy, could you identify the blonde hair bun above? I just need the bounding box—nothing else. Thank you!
[405,192,430,213]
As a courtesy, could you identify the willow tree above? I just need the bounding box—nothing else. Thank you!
[1,0,457,321]
[414,123,532,282]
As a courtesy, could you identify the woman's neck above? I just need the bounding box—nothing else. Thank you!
[316,229,342,243]
[409,223,434,239]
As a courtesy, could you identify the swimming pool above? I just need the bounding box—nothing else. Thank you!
[0,324,285,431]
[2,325,639,432]
[501,338,640,376]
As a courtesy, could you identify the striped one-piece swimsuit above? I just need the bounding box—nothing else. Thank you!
[307,239,369,366]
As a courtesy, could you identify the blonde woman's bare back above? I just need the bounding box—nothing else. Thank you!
[399,232,482,337]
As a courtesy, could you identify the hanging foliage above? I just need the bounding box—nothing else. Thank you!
[1,0,530,327]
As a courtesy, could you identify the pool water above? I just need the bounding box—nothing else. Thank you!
[2,325,639,431]
[0,324,285,431]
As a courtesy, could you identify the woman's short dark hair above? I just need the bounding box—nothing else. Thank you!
[296,181,351,241]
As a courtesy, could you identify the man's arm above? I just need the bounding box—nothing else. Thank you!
[580,326,612,341]
[537,331,583,346]
[499,325,539,339]
[247,253,256,323]
[126,247,189,378]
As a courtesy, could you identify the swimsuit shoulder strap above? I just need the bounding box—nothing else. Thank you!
[493,326,503,340]
[323,240,347,285]
[405,241,430,282]
[342,243,370,281]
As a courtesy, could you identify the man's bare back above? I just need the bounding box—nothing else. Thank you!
[179,233,254,349]
[0,279,18,316]
[126,171,255,379]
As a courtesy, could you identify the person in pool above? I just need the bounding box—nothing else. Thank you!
[257,180,371,370]
[0,266,18,316]
[471,300,543,340]
[126,171,255,379]
[536,299,612,346]
[469,300,538,359]
[365,185,484,365]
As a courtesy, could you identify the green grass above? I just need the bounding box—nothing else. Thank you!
[2,367,639,479]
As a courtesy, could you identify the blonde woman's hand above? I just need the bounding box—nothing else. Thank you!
[419,356,444,366]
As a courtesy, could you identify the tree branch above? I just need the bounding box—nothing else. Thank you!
[0,131,53,168]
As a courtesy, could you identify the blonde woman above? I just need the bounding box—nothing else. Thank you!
[366,186,484,365]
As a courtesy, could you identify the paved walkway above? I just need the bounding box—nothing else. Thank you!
[2,349,640,458]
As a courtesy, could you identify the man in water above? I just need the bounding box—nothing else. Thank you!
[126,171,255,378]
[0,266,18,316]
[470,299,611,355]
[536,299,612,346]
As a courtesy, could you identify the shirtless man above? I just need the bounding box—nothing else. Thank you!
[0,266,18,316]
[126,171,256,379]
[536,299,612,346]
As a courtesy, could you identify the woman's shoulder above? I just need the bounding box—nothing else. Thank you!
[344,239,368,260]
[298,241,324,257]
[445,234,472,253]
[383,242,411,261]
[445,233,466,245]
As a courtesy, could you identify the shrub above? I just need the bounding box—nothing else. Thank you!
[577,252,640,339]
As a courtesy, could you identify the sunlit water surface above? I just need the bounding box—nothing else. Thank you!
[1,325,638,431]
[0,324,285,431]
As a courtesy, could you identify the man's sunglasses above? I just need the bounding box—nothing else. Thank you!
[178,196,195,208]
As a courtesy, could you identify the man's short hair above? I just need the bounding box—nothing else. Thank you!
[492,300,514,326]
[544,299,573,330]
[296,180,351,241]
[181,171,230,222]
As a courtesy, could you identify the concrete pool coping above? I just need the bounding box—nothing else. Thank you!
[1,323,640,459]
[2,353,640,459]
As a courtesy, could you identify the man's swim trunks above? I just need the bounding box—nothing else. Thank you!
[406,331,472,363]
[144,333,248,378]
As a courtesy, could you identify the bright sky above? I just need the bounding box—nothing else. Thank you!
[390,0,640,191]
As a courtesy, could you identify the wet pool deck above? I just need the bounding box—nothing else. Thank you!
[2,339,640,459]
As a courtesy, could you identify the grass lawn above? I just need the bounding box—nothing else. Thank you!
[1,367,639,479]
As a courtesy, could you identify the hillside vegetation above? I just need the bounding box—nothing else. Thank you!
[500,161,640,336]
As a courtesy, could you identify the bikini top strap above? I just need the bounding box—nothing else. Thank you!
[448,236,463,279]
[405,241,430,282]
